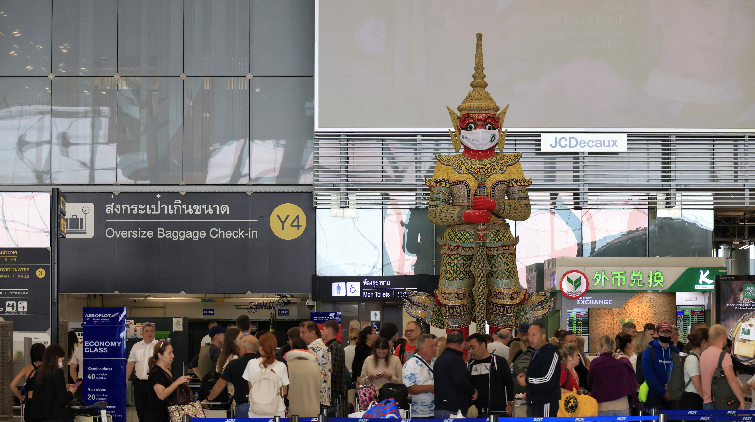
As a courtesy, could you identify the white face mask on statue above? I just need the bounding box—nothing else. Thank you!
[460,129,499,151]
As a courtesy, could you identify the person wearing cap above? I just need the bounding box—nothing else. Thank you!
[641,321,679,410]
[510,322,531,345]
[191,324,226,380]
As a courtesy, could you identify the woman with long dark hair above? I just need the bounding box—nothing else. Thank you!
[217,328,241,373]
[352,325,377,377]
[10,343,45,402]
[359,337,402,390]
[242,332,289,418]
[25,344,76,422]
[144,341,192,422]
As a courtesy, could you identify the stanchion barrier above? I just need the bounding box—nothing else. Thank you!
[637,407,755,421]
[663,417,755,421]
[188,419,659,422]
[662,409,755,421]
[664,410,755,414]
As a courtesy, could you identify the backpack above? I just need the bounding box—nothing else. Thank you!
[636,347,656,385]
[667,351,696,401]
[249,361,281,415]
[712,351,740,410]
[397,342,407,364]
[513,348,535,394]
[378,383,410,410]
[198,371,229,404]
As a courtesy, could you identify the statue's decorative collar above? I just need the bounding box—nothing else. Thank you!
[435,153,521,176]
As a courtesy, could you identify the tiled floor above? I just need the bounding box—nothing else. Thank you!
[126,406,138,422]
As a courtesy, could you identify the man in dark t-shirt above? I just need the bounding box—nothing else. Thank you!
[205,335,259,417]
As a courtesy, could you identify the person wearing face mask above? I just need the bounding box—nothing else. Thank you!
[402,33,552,332]
[25,344,77,422]
[641,321,679,410]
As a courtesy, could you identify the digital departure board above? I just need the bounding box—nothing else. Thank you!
[677,306,705,343]
[566,308,589,353]
[567,308,588,335]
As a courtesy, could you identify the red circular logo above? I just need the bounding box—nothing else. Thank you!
[560,270,589,299]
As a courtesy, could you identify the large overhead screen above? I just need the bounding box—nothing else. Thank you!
[317,0,755,131]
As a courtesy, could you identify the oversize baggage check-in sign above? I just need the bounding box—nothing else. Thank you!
[59,192,315,294]
[83,307,127,422]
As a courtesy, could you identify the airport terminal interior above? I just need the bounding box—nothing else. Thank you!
[2,0,755,420]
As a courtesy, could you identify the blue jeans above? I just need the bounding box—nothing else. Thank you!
[434,410,454,419]
[235,402,249,418]
[703,402,716,411]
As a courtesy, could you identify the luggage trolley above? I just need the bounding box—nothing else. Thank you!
[201,401,233,418]
[71,400,112,422]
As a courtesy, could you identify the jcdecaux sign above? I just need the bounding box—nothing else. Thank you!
[540,133,627,152]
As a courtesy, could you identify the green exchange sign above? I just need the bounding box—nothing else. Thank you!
[557,267,726,293]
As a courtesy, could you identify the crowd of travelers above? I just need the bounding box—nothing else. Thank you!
[11,316,755,421]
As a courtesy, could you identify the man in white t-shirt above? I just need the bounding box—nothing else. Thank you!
[69,343,84,381]
[402,334,438,418]
[487,329,511,361]
[126,323,158,422]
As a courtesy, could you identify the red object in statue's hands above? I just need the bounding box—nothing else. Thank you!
[472,196,496,211]
[463,209,492,223]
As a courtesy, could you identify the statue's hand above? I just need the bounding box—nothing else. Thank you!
[463,210,492,224]
[472,196,497,211]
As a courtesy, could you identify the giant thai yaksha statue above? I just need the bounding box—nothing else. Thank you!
[404,34,553,333]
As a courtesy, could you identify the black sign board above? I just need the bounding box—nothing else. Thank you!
[59,192,315,294]
[312,275,439,301]
[716,275,755,368]
[0,248,51,331]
